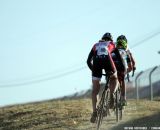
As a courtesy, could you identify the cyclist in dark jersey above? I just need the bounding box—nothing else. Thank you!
[87,32,125,123]
[113,35,136,106]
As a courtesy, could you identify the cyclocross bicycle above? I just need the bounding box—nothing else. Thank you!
[96,72,123,130]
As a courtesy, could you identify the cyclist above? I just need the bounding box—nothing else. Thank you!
[87,32,125,123]
[113,35,136,106]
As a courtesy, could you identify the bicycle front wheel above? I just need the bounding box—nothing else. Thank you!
[96,89,110,130]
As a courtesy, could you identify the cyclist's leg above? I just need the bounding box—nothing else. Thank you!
[109,72,119,108]
[121,79,126,100]
[121,80,127,106]
[109,72,119,94]
[118,72,127,106]
[118,72,125,98]
[90,78,100,123]
[104,55,119,108]
[92,78,101,112]
[90,60,102,123]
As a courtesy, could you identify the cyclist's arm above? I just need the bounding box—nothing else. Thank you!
[129,52,136,70]
[87,49,94,71]
[126,54,132,73]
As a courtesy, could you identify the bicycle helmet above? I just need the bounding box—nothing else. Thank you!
[116,35,127,49]
[117,35,127,42]
[102,32,113,41]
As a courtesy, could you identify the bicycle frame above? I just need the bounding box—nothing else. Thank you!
[96,72,123,130]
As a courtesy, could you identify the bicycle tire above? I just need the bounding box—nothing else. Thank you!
[104,89,110,116]
[118,83,123,121]
[119,95,123,120]
[115,90,119,122]
[96,91,105,130]
[116,86,123,121]
[116,84,123,122]
[96,89,110,130]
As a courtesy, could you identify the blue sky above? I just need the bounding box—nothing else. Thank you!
[0,0,160,106]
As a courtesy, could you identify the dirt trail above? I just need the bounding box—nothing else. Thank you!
[73,99,160,130]
[0,99,160,130]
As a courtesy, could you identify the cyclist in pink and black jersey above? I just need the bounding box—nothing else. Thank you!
[87,32,125,123]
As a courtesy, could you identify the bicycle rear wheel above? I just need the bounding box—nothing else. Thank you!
[115,90,119,122]
[115,88,121,122]
[119,98,123,120]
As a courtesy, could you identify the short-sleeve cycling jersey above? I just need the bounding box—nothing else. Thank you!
[112,44,131,72]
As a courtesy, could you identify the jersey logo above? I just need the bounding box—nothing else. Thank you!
[119,49,127,58]
[96,42,109,56]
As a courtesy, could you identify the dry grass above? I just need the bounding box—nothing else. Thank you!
[0,99,92,130]
[0,98,160,130]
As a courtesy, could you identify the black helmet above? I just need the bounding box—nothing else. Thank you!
[102,32,113,41]
[117,35,127,43]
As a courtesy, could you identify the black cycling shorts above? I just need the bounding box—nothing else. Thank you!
[92,55,115,79]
